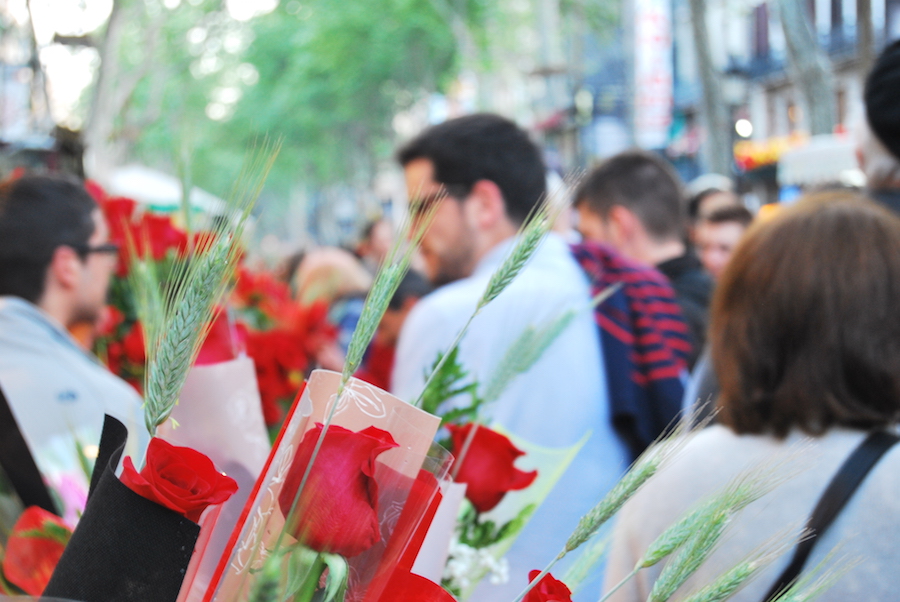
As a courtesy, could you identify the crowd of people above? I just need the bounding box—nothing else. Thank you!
[4,34,900,602]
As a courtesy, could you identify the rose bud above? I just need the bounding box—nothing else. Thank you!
[447,423,538,514]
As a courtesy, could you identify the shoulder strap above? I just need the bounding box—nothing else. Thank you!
[763,430,900,601]
[0,385,59,514]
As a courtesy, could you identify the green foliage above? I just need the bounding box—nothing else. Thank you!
[420,346,482,424]
[457,502,537,549]
[559,0,619,39]
[130,0,469,197]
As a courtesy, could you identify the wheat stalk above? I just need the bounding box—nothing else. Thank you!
[271,205,435,560]
[481,283,621,409]
[769,549,858,602]
[513,432,688,602]
[135,140,280,437]
[413,188,572,409]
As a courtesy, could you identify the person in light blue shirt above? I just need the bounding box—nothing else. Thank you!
[392,114,630,601]
[0,175,146,522]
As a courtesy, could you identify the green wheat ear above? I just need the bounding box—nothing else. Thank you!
[132,140,281,436]
[340,203,434,389]
[268,199,438,564]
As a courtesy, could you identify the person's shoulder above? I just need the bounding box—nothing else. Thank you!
[396,277,484,352]
[409,276,482,319]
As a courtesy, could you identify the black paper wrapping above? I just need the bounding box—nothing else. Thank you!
[43,416,201,602]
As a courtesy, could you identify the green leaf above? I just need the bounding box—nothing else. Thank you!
[420,346,483,423]
[458,504,537,549]
[282,546,322,601]
[321,553,349,602]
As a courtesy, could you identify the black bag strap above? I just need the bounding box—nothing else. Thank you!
[0,384,58,514]
[762,430,900,601]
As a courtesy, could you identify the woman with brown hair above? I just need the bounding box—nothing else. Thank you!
[602,192,900,601]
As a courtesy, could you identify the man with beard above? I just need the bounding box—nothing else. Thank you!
[391,114,687,601]
[0,174,145,516]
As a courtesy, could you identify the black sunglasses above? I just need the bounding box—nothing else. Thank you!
[72,242,121,257]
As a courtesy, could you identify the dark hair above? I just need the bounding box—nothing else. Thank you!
[388,270,432,310]
[397,113,546,225]
[574,150,685,241]
[0,174,97,303]
[712,191,900,437]
[703,204,753,228]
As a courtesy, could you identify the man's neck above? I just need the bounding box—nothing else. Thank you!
[634,238,686,267]
[470,222,519,272]
[37,294,72,331]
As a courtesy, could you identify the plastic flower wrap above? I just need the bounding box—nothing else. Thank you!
[204,369,451,602]
[158,355,271,602]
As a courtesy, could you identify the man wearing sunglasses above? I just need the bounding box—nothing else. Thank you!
[0,174,145,519]
[391,113,631,601]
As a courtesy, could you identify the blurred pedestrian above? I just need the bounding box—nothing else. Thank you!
[355,217,393,273]
[695,204,754,280]
[0,174,146,516]
[574,150,712,368]
[859,38,900,212]
[604,192,900,602]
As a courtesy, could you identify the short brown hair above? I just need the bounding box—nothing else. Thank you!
[574,150,685,241]
[703,204,753,228]
[712,191,900,437]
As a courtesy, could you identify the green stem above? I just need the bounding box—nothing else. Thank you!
[290,553,326,602]
[512,554,562,602]
[413,312,478,408]
[598,567,639,602]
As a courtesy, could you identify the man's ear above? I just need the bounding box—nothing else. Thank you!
[47,245,82,291]
[607,205,641,244]
[465,179,507,230]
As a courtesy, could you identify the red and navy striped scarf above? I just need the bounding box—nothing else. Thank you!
[571,242,691,461]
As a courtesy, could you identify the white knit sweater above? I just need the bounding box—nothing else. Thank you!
[602,424,900,602]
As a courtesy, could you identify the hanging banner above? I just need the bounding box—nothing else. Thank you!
[634,0,674,149]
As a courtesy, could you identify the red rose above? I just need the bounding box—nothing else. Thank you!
[100,196,138,276]
[447,424,538,513]
[120,437,238,523]
[121,321,146,365]
[134,213,188,260]
[2,506,72,595]
[196,309,242,365]
[278,423,398,557]
[379,568,456,602]
[97,305,125,337]
[523,570,573,602]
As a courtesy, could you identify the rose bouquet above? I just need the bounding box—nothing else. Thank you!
[203,370,451,602]
[87,182,221,393]
[0,506,71,596]
[34,146,280,602]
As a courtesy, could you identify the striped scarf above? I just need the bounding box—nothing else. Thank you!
[571,242,691,461]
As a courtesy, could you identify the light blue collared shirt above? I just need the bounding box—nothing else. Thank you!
[393,234,629,601]
[0,297,147,492]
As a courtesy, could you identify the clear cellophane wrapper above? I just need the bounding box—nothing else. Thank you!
[157,356,271,602]
[202,369,451,602]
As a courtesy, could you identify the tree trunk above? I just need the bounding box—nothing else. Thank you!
[776,0,836,135]
[83,0,165,180]
[687,0,733,176]
[83,0,125,179]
